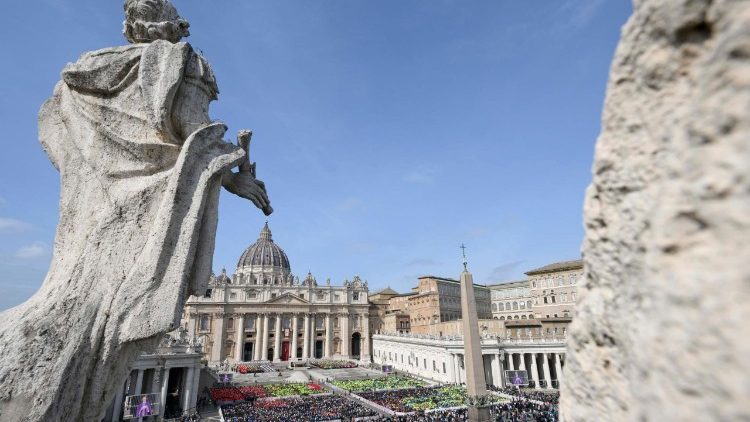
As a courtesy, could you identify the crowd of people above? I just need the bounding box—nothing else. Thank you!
[220,395,379,421]
[489,399,558,421]
[495,387,560,405]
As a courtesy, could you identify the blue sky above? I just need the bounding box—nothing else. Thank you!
[0,0,632,310]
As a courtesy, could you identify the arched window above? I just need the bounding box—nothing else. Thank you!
[500,316,505,320]
[512,302,518,310]
[527,300,532,309]
[519,302,525,309]
[528,314,534,319]
[492,303,497,311]
[513,315,519,320]
[521,315,527,320]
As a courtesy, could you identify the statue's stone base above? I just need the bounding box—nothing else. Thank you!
[467,406,491,422]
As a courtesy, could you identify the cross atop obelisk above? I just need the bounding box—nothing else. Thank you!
[458,243,490,421]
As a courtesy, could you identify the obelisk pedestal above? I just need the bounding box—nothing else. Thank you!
[459,269,491,421]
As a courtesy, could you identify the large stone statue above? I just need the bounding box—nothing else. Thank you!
[0,1,271,420]
[562,1,749,421]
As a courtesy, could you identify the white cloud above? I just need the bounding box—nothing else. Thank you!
[15,242,49,259]
[404,167,437,184]
[0,218,32,232]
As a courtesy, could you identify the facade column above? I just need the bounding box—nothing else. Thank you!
[341,313,350,357]
[554,353,563,388]
[362,314,371,362]
[235,314,245,361]
[291,314,299,360]
[134,369,144,396]
[447,354,456,384]
[302,313,310,359]
[507,353,515,371]
[186,311,197,340]
[159,368,171,418]
[530,353,540,389]
[273,314,282,361]
[261,314,270,361]
[324,314,332,358]
[542,353,552,389]
[310,313,318,359]
[111,378,126,422]
[182,366,195,412]
[211,313,226,362]
[253,314,263,361]
[519,352,526,372]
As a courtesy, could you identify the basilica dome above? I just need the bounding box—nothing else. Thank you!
[237,222,291,272]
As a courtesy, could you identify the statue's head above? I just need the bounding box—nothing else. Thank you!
[123,0,190,44]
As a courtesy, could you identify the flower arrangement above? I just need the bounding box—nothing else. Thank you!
[310,359,358,369]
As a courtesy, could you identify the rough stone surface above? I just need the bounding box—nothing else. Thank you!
[0,1,271,421]
[562,1,750,420]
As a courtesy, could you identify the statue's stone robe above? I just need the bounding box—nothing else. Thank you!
[0,40,243,421]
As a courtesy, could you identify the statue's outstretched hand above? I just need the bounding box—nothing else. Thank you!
[222,130,273,215]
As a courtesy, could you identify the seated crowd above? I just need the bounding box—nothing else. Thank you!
[495,387,560,404]
[221,395,379,421]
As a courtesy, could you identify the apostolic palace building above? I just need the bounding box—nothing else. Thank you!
[181,223,372,364]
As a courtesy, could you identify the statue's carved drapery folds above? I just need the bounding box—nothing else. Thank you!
[0,1,270,420]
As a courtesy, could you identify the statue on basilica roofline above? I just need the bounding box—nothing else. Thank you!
[0,1,272,420]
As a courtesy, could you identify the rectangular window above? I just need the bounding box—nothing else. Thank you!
[229,292,237,299]
[199,315,210,331]
[227,318,234,329]
[443,362,446,373]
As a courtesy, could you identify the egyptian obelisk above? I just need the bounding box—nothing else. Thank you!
[459,245,491,421]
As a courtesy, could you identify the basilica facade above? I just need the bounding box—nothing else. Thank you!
[182,223,371,364]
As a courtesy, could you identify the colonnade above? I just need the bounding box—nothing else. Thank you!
[506,351,564,389]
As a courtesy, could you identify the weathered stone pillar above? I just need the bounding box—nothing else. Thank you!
[273,314,282,361]
[261,314,270,361]
[253,314,263,361]
[235,314,244,361]
[291,314,299,360]
[189,364,200,409]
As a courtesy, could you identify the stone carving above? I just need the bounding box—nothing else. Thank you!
[562,1,750,421]
[0,1,271,420]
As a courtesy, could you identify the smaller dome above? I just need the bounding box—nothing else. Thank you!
[236,222,291,272]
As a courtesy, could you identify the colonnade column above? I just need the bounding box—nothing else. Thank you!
[447,354,456,384]
[542,353,552,389]
[519,352,526,373]
[235,314,245,361]
[134,369,144,396]
[253,314,263,361]
[261,314,270,361]
[491,354,503,388]
[453,354,462,384]
[554,353,563,388]
[507,353,515,371]
[530,353,540,389]
[324,314,332,358]
[273,314,282,361]
[189,364,200,409]
[341,313,350,357]
[302,313,310,359]
[159,368,171,417]
[291,314,299,360]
